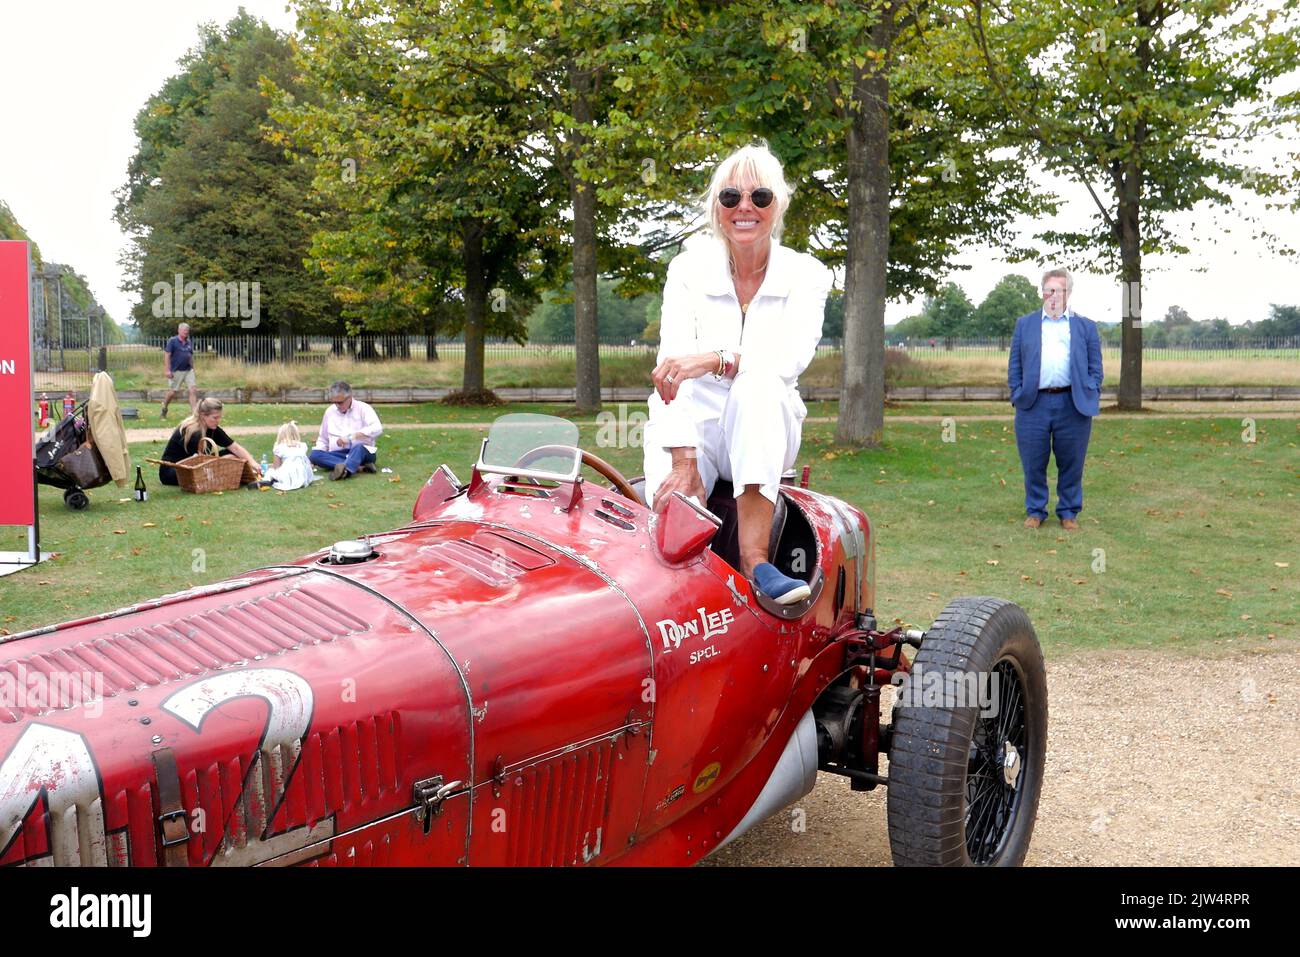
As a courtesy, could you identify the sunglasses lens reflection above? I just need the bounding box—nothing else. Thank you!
[719,188,774,209]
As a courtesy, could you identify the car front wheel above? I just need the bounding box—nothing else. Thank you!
[886,597,1047,866]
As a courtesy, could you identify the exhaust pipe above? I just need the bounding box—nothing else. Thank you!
[713,709,818,853]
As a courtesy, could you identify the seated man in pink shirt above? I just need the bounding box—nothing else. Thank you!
[308,380,384,480]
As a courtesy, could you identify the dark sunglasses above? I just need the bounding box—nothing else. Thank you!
[718,187,775,209]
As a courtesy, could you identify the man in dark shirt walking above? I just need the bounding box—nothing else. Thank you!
[161,322,197,418]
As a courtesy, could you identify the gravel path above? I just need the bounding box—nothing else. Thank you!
[706,643,1300,867]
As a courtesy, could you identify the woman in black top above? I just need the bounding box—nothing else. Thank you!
[158,397,262,485]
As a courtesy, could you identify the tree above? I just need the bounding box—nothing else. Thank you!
[529,278,659,342]
[972,274,1041,338]
[822,289,845,340]
[1261,304,1300,338]
[420,0,713,411]
[274,1,567,395]
[115,12,341,343]
[682,1,1051,445]
[920,282,975,338]
[886,312,934,343]
[965,0,1300,408]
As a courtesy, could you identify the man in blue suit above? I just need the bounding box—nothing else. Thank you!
[1007,268,1103,530]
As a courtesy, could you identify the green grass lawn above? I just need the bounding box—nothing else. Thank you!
[119,399,1300,432]
[115,399,960,430]
[4,413,1296,653]
[59,343,1300,397]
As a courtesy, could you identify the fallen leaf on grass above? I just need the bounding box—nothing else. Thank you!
[130,547,141,556]
[112,529,126,535]
[1276,562,1290,568]
[388,476,401,483]
[141,522,156,528]
[986,560,999,566]
[1215,588,1233,598]
[1241,614,1252,620]
[328,503,340,509]
[1074,579,1088,584]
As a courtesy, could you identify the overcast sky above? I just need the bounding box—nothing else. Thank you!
[2,0,1297,330]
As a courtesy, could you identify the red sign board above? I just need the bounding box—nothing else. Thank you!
[0,241,35,526]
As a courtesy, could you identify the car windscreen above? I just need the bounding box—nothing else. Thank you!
[479,413,581,481]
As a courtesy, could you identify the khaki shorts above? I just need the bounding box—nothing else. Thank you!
[167,369,196,391]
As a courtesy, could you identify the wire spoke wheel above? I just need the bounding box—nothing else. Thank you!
[887,597,1047,866]
[964,660,1026,863]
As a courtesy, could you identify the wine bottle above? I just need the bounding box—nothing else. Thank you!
[134,466,148,502]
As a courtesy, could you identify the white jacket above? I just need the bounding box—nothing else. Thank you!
[648,237,833,450]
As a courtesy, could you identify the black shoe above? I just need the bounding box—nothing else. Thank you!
[159,404,168,419]
[359,463,378,474]
[331,463,350,481]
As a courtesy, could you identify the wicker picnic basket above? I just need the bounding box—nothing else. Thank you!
[147,437,254,494]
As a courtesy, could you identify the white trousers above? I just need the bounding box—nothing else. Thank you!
[643,370,806,509]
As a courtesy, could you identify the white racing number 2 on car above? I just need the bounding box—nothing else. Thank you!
[0,668,330,866]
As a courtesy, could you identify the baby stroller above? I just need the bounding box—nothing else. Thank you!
[35,402,110,509]
[34,374,131,510]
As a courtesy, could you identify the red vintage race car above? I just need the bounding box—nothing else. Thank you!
[0,414,1046,867]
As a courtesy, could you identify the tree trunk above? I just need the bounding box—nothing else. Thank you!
[424,313,439,361]
[1116,18,1151,412]
[1117,179,1143,410]
[836,44,892,447]
[569,65,601,412]
[462,220,487,395]
[279,319,295,364]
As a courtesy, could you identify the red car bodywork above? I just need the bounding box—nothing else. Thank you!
[0,456,900,867]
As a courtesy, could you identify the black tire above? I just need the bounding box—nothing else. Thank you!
[887,597,1047,866]
[64,489,90,510]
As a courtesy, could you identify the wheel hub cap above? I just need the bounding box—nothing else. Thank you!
[1000,742,1021,789]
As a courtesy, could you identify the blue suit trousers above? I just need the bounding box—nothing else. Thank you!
[1014,390,1092,520]
[309,445,376,475]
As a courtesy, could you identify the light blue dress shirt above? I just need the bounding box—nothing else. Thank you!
[1038,309,1072,389]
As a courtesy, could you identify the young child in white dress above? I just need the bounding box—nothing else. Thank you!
[260,421,315,491]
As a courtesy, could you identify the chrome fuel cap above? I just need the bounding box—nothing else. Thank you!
[328,538,376,564]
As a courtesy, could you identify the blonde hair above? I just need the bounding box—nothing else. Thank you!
[703,140,795,248]
[180,397,224,448]
[276,420,302,447]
